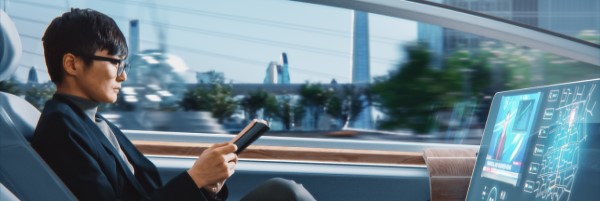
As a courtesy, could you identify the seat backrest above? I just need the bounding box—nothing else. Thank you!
[0,10,76,201]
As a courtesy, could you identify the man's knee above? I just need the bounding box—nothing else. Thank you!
[262,178,298,192]
[242,178,316,201]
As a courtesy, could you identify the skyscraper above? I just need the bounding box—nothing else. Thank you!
[538,0,600,37]
[418,22,444,69]
[129,20,140,56]
[352,11,370,84]
[279,52,290,84]
[513,0,538,27]
[418,0,527,56]
[263,61,279,84]
[418,0,599,57]
[263,52,291,85]
[27,66,38,84]
[351,10,373,129]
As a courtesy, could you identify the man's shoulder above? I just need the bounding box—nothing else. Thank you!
[34,98,86,135]
[40,98,80,120]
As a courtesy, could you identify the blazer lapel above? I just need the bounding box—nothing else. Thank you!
[97,115,161,194]
[83,116,150,196]
[53,94,150,197]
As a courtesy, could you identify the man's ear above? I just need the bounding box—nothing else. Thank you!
[62,53,79,76]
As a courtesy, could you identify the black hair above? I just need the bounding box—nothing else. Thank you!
[42,8,128,85]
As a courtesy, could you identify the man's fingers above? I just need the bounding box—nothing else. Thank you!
[226,160,236,176]
[224,152,237,163]
[213,143,237,154]
[210,142,230,149]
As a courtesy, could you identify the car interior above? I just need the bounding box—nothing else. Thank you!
[1,0,599,200]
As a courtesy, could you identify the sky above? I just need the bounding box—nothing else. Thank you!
[3,0,417,84]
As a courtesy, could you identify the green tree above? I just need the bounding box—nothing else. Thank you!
[24,82,56,110]
[478,41,533,91]
[372,42,530,133]
[434,48,495,131]
[325,85,364,128]
[345,86,367,127]
[181,86,210,111]
[180,83,236,123]
[264,95,297,130]
[325,95,342,125]
[0,80,20,95]
[298,83,333,129]
[441,48,492,104]
[371,43,444,133]
[263,95,280,120]
[240,89,271,120]
[210,84,237,123]
[291,100,306,130]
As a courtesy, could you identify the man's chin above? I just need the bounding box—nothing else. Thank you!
[102,95,118,104]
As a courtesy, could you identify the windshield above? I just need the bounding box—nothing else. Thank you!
[2,0,598,145]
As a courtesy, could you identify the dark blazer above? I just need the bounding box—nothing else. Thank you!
[31,94,227,201]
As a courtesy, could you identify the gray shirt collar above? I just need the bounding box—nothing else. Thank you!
[58,93,99,122]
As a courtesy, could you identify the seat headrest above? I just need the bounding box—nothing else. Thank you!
[0,92,40,141]
[0,10,22,82]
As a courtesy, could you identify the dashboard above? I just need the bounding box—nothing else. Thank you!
[467,79,600,201]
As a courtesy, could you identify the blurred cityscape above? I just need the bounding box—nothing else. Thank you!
[1,0,599,144]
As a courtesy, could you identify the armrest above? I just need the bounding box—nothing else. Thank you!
[423,148,477,201]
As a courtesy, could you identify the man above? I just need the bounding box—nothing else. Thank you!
[31,8,314,201]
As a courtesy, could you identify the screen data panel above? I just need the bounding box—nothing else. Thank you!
[467,79,600,201]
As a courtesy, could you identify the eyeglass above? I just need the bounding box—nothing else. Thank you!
[74,53,130,77]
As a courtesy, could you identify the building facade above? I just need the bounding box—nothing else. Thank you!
[351,10,373,129]
[418,0,599,59]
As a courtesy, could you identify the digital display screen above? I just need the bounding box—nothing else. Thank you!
[482,93,541,186]
[466,79,600,201]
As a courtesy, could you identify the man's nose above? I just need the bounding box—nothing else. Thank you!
[117,70,127,81]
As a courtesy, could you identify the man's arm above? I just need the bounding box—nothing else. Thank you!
[34,111,233,201]
[108,119,232,201]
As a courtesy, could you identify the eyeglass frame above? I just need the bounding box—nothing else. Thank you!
[73,53,130,77]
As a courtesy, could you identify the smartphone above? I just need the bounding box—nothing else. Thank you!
[230,119,270,154]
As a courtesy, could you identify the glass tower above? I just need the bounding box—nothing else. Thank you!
[352,10,373,129]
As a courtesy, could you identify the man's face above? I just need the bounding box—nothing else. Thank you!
[76,49,126,103]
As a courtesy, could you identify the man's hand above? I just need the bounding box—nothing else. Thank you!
[187,142,238,193]
[203,180,227,195]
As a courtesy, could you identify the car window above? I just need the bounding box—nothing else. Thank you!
[2,0,598,145]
